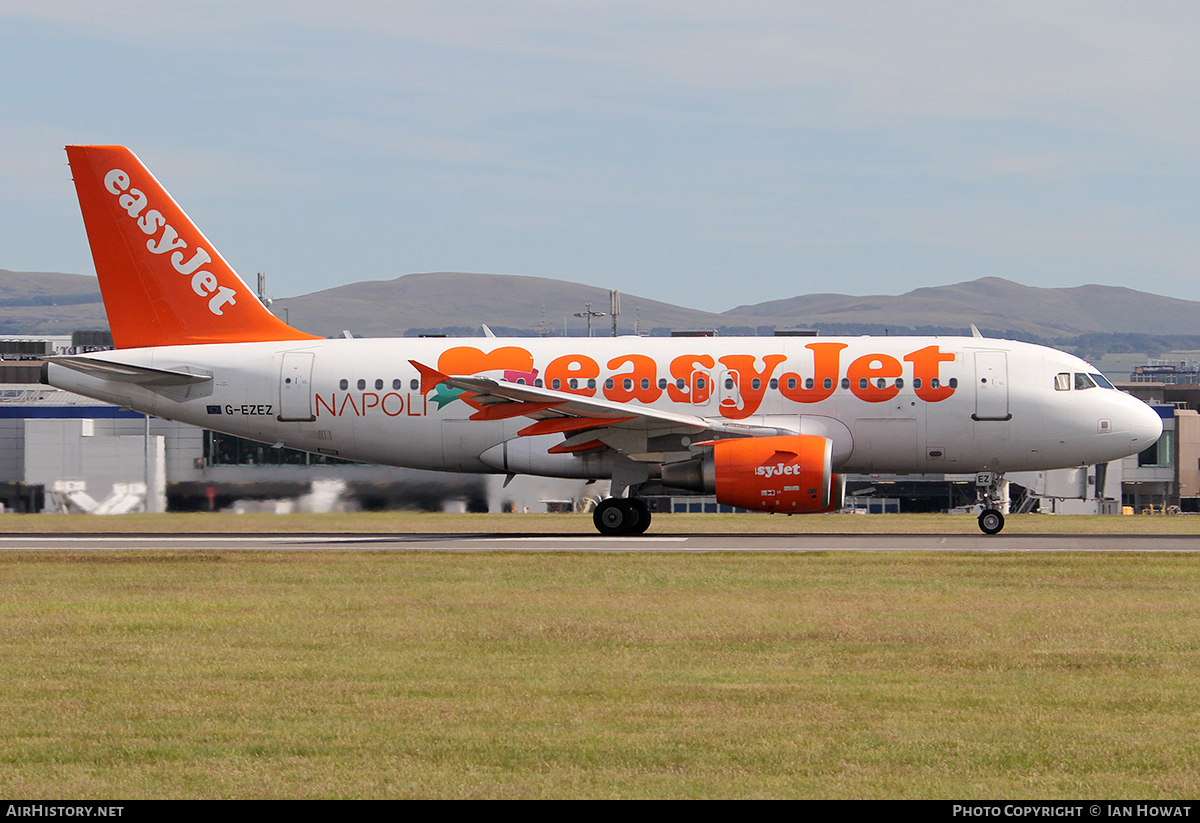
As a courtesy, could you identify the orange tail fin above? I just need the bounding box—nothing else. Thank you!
[66,145,320,348]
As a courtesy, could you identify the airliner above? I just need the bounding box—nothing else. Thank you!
[45,146,1163,535]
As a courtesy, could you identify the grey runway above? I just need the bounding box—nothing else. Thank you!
[2,533,1200,552]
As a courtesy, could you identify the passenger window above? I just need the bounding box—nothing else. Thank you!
[1055,373,1071,391]
[1074,373,1096,390]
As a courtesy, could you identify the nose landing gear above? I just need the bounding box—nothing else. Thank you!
[975,471,1008,534]
[978,507,1005,535]
[593,497,652,536]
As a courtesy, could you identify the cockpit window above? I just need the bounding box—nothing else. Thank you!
[1074,373,1097,390]
[1090,373,1115,389]
[1054,373,1071,391]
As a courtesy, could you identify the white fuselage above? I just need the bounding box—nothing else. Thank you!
[47,336,1162,478]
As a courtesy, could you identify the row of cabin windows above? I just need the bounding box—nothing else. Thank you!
[333,375,958,393]
[1054,372,1116,392]
[338,378,422,391]
[586,376,957,392]
[494,375,958,392]
[332,372,1117,394]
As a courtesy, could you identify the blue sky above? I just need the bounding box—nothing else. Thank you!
[2,1,1197,311]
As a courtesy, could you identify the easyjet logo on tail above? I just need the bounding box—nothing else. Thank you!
[102,168,238,317]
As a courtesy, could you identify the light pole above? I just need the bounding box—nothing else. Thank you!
[573,303,606,337]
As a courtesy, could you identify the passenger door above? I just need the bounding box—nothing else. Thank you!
[278,351,315,422]
[973,351,1010,420]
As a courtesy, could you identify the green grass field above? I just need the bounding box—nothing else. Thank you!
[2,534,1199,798]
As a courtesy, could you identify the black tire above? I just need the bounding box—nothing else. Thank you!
[978,508,1005,535]
[594,498,638,536]
[628,498,652,535]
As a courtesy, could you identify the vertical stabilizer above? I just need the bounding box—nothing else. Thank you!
[66,145,320,348]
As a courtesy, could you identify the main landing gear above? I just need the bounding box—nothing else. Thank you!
[593,498,652,536]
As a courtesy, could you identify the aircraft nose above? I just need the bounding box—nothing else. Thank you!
[1128,399,1164,453]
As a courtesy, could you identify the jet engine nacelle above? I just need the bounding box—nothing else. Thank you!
[662,434,843,514]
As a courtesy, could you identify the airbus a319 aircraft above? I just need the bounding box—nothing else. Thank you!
[47,146,1163,535]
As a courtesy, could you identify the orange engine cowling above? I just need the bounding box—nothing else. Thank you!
[712,434,838,513]
[662,434,842,514]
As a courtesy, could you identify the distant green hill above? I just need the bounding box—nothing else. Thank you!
[272,272,1200,342]
[727,277,1200,338]
[3,269,1199,358]
[0,270,106,334]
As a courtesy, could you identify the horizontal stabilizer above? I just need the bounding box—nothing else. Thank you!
[50,355,213,386]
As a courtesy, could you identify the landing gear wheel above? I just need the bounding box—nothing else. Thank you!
[978,508,1005,535]
[594,498,639,536]
[628,498,652,535]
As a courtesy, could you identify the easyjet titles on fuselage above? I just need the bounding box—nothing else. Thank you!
[312,341,960,421]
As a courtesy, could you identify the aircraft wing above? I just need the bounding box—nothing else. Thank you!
[411,360,785,460]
